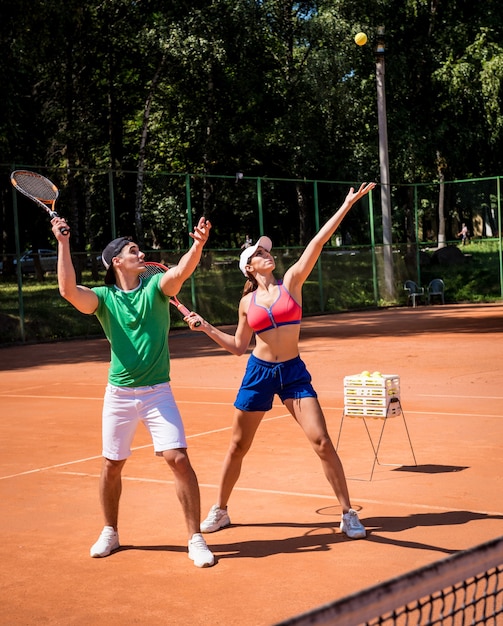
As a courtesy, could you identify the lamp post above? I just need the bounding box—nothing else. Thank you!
[375,26,395,300]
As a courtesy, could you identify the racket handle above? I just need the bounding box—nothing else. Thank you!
[174,302,201,327]
[176,303,191,316]
[49,210,70,236]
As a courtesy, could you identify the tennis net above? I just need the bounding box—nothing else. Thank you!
[275,535,503,626]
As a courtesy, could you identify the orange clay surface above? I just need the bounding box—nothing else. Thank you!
[1,303,502,625]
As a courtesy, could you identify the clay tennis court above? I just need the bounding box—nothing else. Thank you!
[1,303,502,625]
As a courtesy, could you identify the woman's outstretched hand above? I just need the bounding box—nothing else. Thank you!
[345,182,376,205]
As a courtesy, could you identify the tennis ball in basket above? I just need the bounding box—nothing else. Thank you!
[354,32,367,46]
[372,371,382,377]
[361,370,370,377]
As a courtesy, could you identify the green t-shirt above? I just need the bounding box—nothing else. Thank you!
[92,274,171,387]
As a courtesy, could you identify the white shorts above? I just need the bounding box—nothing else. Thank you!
[102,382,187,460]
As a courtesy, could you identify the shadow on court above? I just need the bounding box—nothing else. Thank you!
[1,303,502,371]
[105,507,503,562]
[393,464,469,474]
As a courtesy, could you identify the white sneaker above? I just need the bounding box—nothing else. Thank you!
[200,504,231,533]
[90,526,120,557]
[340,509,366,539]
[188,533,215,568]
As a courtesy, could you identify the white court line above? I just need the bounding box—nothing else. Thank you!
[0,391,240,404]
[0,394,105,401]
[3,407,502,517]
[56,470,503,518]
[0,392,500,418]
[418,393,503,400]
[0,415,287,481]
[2,393,260,402]
[382,410,501,418]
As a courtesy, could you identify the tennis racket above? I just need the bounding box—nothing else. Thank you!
[143,261,201,327]
[10,170,69,235]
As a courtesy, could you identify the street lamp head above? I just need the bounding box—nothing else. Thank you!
[375,25,385,56]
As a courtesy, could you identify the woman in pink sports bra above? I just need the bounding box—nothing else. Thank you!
[187,182,375,541]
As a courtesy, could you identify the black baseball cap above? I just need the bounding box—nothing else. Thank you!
[101,237,132,285]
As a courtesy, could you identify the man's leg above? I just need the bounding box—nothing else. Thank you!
[163,448,215,567]
[99,457,127,529]
[162,448,201,537]
[90,457,126,557]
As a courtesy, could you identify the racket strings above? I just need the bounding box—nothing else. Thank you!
[13,173,58,202]
[141,264,166,279]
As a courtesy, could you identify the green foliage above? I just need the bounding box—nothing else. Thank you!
[419,240,503,303]
[1,0,503,257]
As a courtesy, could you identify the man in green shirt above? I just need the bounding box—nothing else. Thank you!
[51,215,214,568]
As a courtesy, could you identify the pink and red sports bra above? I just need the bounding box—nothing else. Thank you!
[246,281,302,335]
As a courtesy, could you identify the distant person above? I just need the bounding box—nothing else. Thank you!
[185,182,375,541]
[457,223,469,245]
[241,235,253,249]
[50,215,215,568]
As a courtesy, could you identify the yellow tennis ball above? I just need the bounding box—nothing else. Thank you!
[355,32,367,46]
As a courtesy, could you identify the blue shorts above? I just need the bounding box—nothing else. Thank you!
[234,354,317,412]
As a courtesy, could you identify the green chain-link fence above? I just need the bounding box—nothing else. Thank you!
[1,166,502,343]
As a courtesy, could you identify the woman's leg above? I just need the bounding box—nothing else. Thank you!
[284,396,352,512]
[216,409,265,508]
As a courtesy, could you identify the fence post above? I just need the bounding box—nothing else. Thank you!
[257,177,264,235]
[185,174,197,309]
[414,184,421,287]
[185,174,193,235]
[313,180,324,311]
[497,176,503,300]
[108,170,116,239]
[12,180,26,342]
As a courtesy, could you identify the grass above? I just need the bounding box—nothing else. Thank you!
[417,239,502,303]
[1,240,501,345]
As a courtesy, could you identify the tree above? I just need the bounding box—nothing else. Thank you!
[1,0,503,258]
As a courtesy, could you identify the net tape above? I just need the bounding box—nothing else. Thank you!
[275,536,503,626]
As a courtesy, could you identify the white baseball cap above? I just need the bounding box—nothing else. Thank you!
[239,236,273,276]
